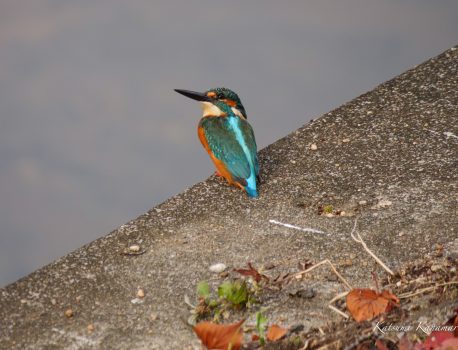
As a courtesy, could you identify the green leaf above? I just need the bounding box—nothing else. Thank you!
[217,281,233,300]
[197,281,211,299]
[208,300,219,308]
[230,281,248,306]
[256,312,268,345]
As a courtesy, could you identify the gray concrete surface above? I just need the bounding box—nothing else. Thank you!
[1,46,457,349]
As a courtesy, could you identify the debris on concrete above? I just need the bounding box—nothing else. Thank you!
[1,46,457,349]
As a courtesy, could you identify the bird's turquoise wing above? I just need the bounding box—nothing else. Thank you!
[238,118,259,176]
[200,117,251,184]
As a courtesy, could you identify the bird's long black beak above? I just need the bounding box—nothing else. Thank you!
[174,89,211,102]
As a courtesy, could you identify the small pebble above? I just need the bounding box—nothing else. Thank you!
[342,138,350,143]
[64,309,74,318]
[150,312,158,321]
[430,264,442,272]
[209,263,227,273]
[129,245,141,252]
[137,288,145,298]
[310,144,318,151]
[20,299,27,304]
[51,299,57,305]
[358,200,367,205]
[291,288,316,299]
[264,262,276,270]
[339,259,353,267]
[130,298,143,304]
[87,324,95,332]
[327,274,338,282]
[396,281,402,287]
[376,199,392,208]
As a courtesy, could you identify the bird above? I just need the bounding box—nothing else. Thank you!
[174,87,259,197]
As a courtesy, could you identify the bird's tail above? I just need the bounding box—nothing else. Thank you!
[245,186,258,198]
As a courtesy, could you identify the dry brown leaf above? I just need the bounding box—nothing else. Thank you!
[234,262,269,283]
[438,338,458,350]
[422,330,456,350]
[454,314,458,338]
[266,324,288,342]
[346,288,399,322]
[194,319,244,350]
[375,339,389,350]
[397,336,416,350]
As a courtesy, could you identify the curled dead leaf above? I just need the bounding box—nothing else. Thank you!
[422,330,456,350]
[266,324,288,342]
[346,288,399,322]
[234,262,269,283]
[375,339,389,350]
[397,336,416,350]
[194,319,244,350]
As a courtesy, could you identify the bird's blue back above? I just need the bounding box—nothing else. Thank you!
[200,114,259,197]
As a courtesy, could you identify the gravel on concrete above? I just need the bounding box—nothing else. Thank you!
[1,46,457,349]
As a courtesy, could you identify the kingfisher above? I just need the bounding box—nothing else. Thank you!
[174,87,259,198]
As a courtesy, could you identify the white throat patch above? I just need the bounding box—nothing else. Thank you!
[201,102,225,117]
[231,107,245,119]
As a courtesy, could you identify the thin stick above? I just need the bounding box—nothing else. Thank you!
[316,340,341,350]
[328,304,349,319]
[293,259,352,290]
[350,219,395,276]
[399,281,458,299]
[329,291,349,304]
[269,219,329,235]
[299,339,310,350]
[327,291,350,319]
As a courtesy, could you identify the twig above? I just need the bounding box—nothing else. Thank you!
[350,219,395,276]
[317,339,342,350]
[398,281,458,299]
[328,291,350,319]
[328,304,349,319]
[329,291,349,303]
[299,340,310,350]
[269,219,329,235]
[293,259,352,290]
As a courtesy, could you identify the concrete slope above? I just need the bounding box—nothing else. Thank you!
[1,46,457,349]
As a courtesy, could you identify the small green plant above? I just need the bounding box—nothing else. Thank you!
[255,311,268,346]
[189,279,259,323]
[323,204,334,214]
[197,281,211,300]
[218,280,250,309]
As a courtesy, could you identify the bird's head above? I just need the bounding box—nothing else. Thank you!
[174,87,247,119]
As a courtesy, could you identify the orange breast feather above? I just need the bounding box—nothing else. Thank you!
[198,126,236,185]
